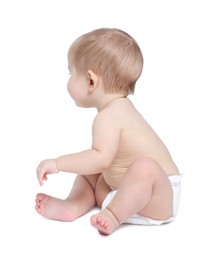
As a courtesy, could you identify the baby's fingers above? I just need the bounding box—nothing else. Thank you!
[41,176,48,186]
[37,174,44,186]
[37,169,47,186]
[36,159,58,185]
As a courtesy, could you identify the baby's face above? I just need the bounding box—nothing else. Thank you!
[67,66,91,108]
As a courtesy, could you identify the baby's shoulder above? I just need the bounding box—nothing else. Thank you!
[93,107,117,125]
[95,99,140,126]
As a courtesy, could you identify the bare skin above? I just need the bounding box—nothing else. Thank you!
[35,66,179,235]
[90,157,174,234]
[36,174,110,221]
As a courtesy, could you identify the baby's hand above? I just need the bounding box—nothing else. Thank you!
[36,159,59,186]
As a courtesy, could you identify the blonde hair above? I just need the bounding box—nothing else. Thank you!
[68,28,143,95]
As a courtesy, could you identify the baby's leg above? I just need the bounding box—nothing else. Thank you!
[35,174,100,221]
[95,173,111,208]
[90,157,173,234]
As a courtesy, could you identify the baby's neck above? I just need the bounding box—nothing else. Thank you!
[97,94,127,111]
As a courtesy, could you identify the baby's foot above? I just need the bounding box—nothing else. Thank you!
[90,207,119,235]
[35,193,76,221]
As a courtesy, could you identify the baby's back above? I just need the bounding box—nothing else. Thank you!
[103,98,179,189]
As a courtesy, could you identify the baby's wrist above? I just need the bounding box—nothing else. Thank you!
[55,158,60,173]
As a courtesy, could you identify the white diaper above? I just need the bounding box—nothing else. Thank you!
[102,174,182,225]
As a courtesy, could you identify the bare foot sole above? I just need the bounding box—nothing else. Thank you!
[35,193,76,221]
[90,207,119,235]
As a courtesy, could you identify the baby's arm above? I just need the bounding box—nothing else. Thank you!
[36,111,121,185]
[56,111,121,174]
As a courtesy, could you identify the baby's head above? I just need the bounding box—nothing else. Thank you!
[68,28,143,95]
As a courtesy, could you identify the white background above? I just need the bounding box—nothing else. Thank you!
[0,0,213,259]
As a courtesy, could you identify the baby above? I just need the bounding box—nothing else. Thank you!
[35,28,182,235]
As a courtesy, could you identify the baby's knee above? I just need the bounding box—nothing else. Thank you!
[128,156,162,178]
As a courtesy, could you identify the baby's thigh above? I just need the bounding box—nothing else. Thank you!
[82,173,101,190]
[95,174,111,208]
[139,170,173,220]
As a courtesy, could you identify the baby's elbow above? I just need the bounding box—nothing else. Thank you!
[99,157,113,172]
[92,148,114,172]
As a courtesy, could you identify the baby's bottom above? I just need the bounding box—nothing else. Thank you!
[90,157,181,235]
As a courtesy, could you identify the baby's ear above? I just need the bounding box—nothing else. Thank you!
[87,70,98,91]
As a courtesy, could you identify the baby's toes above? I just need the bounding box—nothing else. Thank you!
[36,193,49,204]
[101,219,108,227]
[36,193,45,200]
[35,202,41,213]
